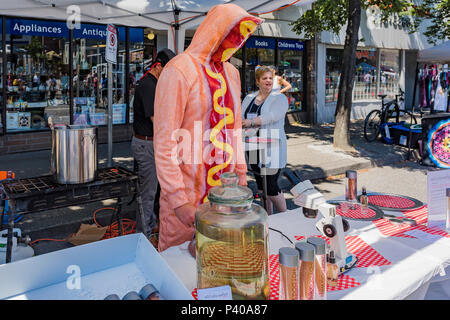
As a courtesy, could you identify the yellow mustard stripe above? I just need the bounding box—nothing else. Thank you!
[221,20,258,62]
[205,66,234,188]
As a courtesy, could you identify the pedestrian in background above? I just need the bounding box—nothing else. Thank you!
[242,65,288,215]
[131,48,176,246]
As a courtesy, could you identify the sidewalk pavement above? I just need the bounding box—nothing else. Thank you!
[0,119,417,254]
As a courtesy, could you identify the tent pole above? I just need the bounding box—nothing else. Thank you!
[406,62,419,161]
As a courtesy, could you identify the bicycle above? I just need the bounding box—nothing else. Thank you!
[364,89,418,142]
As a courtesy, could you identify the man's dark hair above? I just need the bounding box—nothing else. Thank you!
[155,48,176,67]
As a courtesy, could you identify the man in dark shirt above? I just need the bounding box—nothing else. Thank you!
[132,48,176,242]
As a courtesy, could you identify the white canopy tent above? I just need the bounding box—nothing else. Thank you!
[417,40,450,64]
[0,0,316,165]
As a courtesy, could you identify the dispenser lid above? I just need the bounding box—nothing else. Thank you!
[346,170,357,179]
[122,291,142,300]
[294,242,315,262]
[140,284,158,299]
[279,247,299,267]
[207,172,253,206]
[306,237,327,255]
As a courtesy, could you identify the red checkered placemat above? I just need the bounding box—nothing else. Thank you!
[295,235,391,268]
[335,204,378,219]
[368,195,416,209]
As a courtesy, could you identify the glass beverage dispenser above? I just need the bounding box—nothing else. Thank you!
[195,172,270,300]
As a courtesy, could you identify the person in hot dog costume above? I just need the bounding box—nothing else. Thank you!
[154,4,263,252]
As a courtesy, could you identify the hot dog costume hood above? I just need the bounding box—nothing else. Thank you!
[154,4,263,252]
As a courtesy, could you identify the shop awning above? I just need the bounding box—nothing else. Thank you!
[417,40,450,64]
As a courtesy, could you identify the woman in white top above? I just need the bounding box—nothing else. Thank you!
[272,69,292,94]
[242,65,288,214]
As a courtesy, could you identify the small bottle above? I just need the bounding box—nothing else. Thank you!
[306,237,327,300]
[446,188,450,232]
[139,284,163,300]
[360,186,369,215]
[327,251,339,287]
[278,247,300,300]
[122,291,142,300]
[295,242,316,300]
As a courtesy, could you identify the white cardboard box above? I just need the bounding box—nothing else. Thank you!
[0,233,193,300]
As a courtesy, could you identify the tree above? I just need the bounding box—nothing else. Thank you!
[408,0,450,44]
[290,0,411,150]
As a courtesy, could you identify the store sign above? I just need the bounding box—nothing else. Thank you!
[246,37,276,50]
[278,39,304,51]
[74,24,128,41]
[356,49,376,60]
[74,24,108,39]
[7,19,68,38]
[5,18,143,43]
[366,7,410,31]
[129,28,144,43]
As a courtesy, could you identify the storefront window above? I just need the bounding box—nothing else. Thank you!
[5,18,70,132]
[245,37,275,94]
[72,24,127,126]
[354,49,378,100]
[379,49,400,98]
[326,48,380,103]
[325,48,342,103]
[129,28,145,124]
[278,39,305,111]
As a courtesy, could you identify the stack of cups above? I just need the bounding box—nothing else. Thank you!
[306,237,327,300]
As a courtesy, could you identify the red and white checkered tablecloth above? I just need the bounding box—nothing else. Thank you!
[191,204,449,300]
[404,205,428,224]
[335,204,378,219]
[372,205,450,239]
[368,195,416,209]
[295,235,391,268]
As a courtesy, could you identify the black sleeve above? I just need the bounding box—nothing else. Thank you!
[141,81,156,119]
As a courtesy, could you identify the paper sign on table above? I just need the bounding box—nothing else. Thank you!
[197,285,232,300]
[427,169,450,230]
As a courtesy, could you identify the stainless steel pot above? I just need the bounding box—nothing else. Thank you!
[51,124,98,184]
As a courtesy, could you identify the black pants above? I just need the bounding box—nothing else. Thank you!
[249,163,282,196]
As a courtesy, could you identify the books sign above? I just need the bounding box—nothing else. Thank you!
[105,24,117,64]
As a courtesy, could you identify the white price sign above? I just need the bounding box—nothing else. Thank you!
[105,24,117,64]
